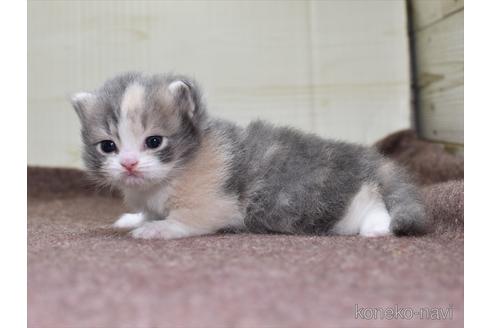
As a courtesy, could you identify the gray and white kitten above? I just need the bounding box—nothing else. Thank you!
[71,72,428,239]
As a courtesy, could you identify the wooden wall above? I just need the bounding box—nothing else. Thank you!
[28,0,412,168]
[410,0,464,145]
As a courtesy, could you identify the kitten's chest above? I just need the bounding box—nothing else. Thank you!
[124,185,174,219]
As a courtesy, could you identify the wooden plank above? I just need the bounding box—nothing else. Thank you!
[416,10,463,92]
[415,10,463,144]
[419,84,463,144]
[411,0,464,31]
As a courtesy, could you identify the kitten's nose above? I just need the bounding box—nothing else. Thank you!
[120,158,139,171]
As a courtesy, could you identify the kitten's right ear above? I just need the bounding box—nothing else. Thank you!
[70,92,96,122]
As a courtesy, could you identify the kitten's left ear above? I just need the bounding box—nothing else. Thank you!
[70,92,97,122]
[167,80,197,119]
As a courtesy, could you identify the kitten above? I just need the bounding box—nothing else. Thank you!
[71,72,428,239]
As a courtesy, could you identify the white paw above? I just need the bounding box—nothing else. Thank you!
[130,219,195,240]
[360,224,392,237]
[360,211,392,237]
[113,213,145,229]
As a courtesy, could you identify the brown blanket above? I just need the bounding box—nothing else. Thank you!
[27,130,463,328]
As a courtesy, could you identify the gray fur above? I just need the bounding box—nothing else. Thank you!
[222,121,428,236]
[72,72,429,236]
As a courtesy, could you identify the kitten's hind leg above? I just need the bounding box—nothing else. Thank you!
[359,204,392,237]
[378,161,429,236]
[113,212,146,229]
[332,183,392,237]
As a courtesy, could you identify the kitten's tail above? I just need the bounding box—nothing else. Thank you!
[378,161,430,236]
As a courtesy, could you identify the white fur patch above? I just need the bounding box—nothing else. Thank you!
[106,152,175,188]
[359,206,392,237]
[113,212,146,229]
[332,183,392,237]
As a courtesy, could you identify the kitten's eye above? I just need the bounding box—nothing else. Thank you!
[145,136,163,149]
[99,140,117,153]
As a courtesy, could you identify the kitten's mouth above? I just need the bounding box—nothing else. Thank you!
[120,171,146,185]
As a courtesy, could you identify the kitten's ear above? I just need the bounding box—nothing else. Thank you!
[70,92,96,122]
[167,80,197,119]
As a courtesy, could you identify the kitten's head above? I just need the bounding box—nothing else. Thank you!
[71,72,206,190]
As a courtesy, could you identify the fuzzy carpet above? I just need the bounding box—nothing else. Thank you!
[28,130,464,328]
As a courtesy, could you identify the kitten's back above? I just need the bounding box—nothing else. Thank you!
[219,120,428,236]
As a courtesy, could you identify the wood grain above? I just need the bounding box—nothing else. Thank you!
[412,0,464,31]
[412,4,463,144]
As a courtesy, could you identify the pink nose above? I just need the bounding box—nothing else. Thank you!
[120,159,139,171]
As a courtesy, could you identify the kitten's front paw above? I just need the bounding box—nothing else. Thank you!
[130,219,193,240]
[113,213,145,229]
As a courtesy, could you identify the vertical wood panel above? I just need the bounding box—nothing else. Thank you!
[412,0,464,30]
[412,1,463,144]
